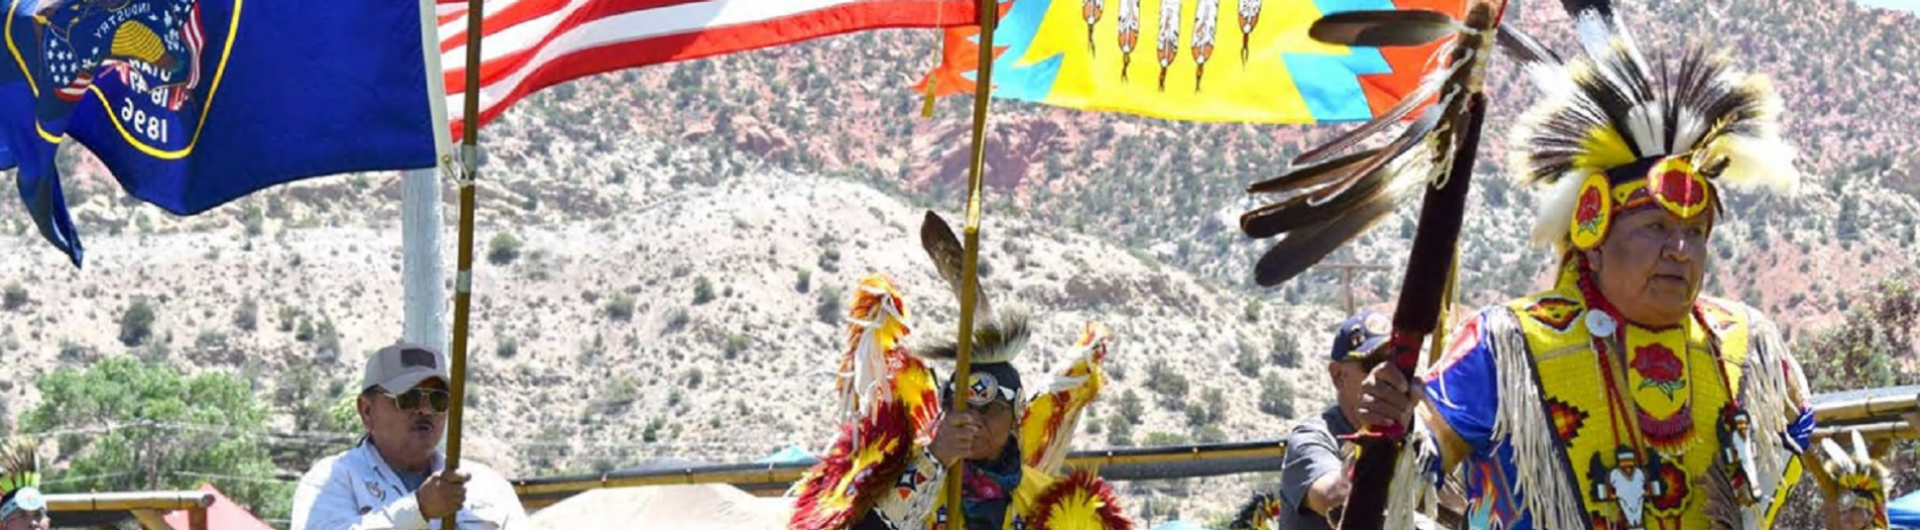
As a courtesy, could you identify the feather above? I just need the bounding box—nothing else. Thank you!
[916,309,1033,365]
[1291,57,1460,166]
[0,438,41,504]
[788,401,915,530]
[1229,492,1284,530]
[1529,170,1589,250]
[1249,149,1382,195]
[1020,321,1113,474]
[1708,136,1799,195]
[1304,103,1445,205]
[919,210,994,321]
[1027,470,1132,530]
[1309,9,1463,48]
[1496,28,1574,98]
[1559,0,1620,61]
[1494,27,1562,68]
[1252,187,1400,286]
[1701,463,1744,530]
[1240,171,1395,238]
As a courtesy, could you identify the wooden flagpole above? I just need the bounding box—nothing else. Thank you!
[443,0,485,525]
[943,0,998,528]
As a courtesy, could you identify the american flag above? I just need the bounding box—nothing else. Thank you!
[435,0,978,139]
[169,2,205,111]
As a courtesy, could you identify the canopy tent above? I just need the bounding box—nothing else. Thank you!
[1145,520,1208,530]
[1893,489,1920,529]
[527,484,789,530]
[756,446,818,465]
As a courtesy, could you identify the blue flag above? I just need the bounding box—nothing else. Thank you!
[3,0,440,267]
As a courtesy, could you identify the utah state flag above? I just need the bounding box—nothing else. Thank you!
[3,0,441,267]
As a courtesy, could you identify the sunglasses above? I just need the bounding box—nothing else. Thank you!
[382,388,451,413]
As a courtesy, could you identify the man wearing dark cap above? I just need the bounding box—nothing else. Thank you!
[1275,309,1388,530]
[291,342,526,530]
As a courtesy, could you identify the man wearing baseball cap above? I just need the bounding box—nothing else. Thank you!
[1275,309,1390,530]
[291,342,526,530]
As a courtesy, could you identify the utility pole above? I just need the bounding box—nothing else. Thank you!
[1318,262,1392,314]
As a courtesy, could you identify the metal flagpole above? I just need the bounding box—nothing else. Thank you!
[402,171,447,353]
[443,0,485,525]
[406,0,454,355]
[942,0,998,528]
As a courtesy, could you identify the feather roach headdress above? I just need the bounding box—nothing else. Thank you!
[0,438,44,521]
[917,211,1032,407]
[1503,0,1800,254]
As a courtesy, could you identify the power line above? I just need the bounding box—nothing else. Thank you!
[171,471,297,485]
[38,471,140,486]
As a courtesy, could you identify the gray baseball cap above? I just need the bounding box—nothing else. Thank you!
[361,342,449,393]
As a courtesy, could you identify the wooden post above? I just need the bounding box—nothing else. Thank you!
[1316,262,1392,314]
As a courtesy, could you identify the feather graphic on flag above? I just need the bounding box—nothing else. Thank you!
[1117,0,1141,80]
[1154,0,1181,91]
[1084,0,1102,53]
[1191,0,1217,91]
[1237,0,1260,64]
[916,0,1467,124]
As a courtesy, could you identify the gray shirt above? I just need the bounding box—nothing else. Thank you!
[1277,405,1356,530]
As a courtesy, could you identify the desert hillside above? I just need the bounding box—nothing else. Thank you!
[1,0,1917,525]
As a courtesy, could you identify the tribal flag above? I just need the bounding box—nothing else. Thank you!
[918,0,1464,123]
[435,0,980,138]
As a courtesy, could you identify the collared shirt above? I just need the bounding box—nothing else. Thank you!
[1278,405,1357,530]
[291,439,527,530]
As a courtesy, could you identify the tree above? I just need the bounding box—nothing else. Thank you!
[2,282,25,311]
[1104,415,1133,447]
[119,298,156,347]
[1270,332,1301,369]
[1118,389,1145,423]
[486,232,522,266]
[233,297,259,332]
[1797,278,1917,392]
[1258,374,1296,419]
[1233,340,1262,378]
[693,276,716,305]
[815,285,844,325]
[1144,360,1190,403]
[23,356,293,521]
[1773,277,1919,529]
[606,293,636,322]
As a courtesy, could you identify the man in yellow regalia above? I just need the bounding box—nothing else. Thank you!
[1350,2,1889,529]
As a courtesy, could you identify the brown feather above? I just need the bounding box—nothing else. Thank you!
[1309,9,1461,48]
[1251,190,1399,287]
[1248,149,1381,195]
[1291,58,1457,166]
[1241,168,1395,238]
[919,210,993,320]
[1304,104,1444,205]
[1700,463,1743,530]
[1495,27,1562,68]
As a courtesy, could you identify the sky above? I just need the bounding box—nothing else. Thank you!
[1853,0,1920,13]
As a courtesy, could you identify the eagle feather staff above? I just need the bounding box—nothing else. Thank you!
[1232,3,1512,530]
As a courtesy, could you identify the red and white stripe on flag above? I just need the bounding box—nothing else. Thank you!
[436,0,976,139]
